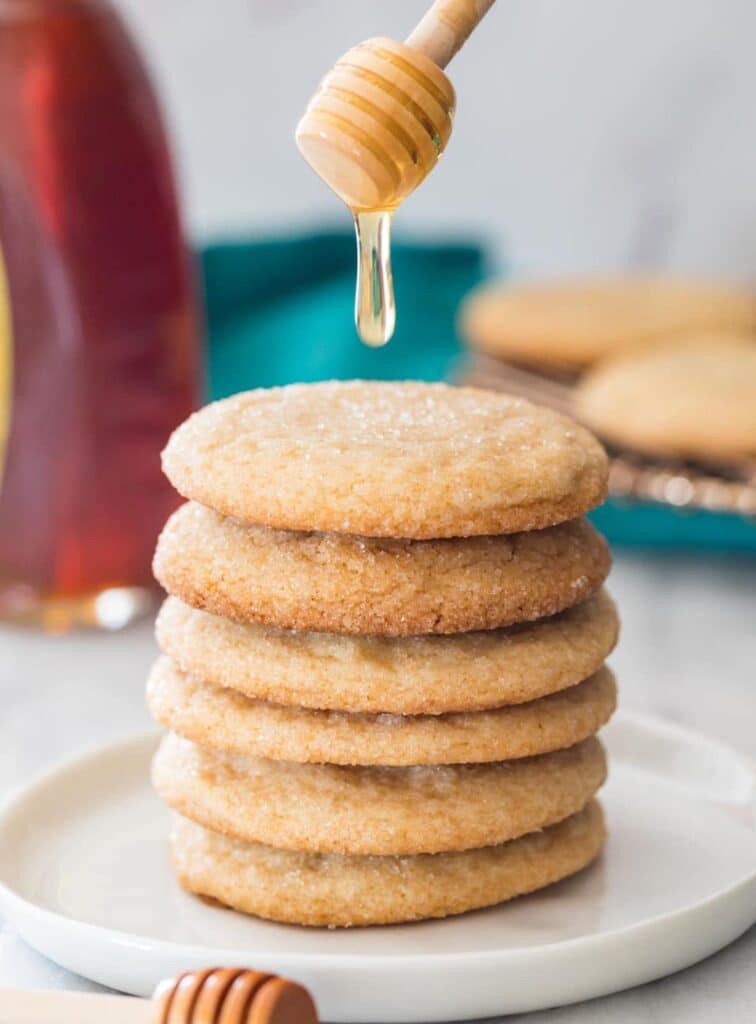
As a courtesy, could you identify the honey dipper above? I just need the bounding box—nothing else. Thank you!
[1,967,319,1024]
[296,0,497,346]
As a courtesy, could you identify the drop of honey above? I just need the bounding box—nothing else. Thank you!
[353,210,395,347]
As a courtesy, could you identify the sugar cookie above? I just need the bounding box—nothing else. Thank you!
[152,732,606,855]
[156,591,618,713]
[161,381,608,538]
[148,657,616,766]
[461,277,756,368]
[577,341,756,458]
[171,801,605,927]
[154,504,611,636]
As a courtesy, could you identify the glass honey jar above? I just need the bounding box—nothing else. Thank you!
[0,0,202,629]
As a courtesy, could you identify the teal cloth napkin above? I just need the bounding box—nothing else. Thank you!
[199,233,755,554]
[202,231,484,397]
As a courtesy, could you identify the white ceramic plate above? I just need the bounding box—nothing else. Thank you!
[0,711,754,1022]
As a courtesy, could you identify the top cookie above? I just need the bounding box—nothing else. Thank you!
[161,381,607,539]
[461,277,756,369]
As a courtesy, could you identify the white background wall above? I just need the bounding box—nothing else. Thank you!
[115,0,756,278]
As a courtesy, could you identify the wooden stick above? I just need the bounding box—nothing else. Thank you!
[406,0,497,68]
[0,989,148,1024]
[0,968,319,1024]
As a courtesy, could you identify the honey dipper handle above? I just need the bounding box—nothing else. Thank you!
[406,0,497,68]
[0,988,150,1024]
[2,969,318,1024]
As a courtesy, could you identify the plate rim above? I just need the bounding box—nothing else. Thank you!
[0,709,754,971]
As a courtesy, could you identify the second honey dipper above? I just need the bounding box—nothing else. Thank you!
[296,0,497,345]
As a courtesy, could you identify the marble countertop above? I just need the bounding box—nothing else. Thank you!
[1,551,754,1022]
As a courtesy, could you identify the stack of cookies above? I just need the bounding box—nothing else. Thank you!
[148,381,619,928]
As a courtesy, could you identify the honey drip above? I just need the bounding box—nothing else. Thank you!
[353,210,395,347]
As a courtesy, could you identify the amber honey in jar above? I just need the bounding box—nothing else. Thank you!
[0,0,202,629]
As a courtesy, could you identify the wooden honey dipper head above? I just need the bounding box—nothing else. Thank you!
[151,967,319,1024]
[296,36,455,211]
[296,2,496,211]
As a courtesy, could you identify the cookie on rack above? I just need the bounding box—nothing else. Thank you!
[461,277,756,369]
[161,380,608,538]
[576,341,756,458]
[171,801,606,927]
